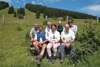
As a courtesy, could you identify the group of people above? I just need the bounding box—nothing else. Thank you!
[29,19,78,65]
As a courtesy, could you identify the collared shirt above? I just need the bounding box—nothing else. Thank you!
[45,26,51,39]
[61,29,75,42]
[47,30,60,43]
[70,25,78,34]
[30,27,39,38]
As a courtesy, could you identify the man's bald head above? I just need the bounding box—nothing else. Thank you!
[64,24,70,32]
[65,24,69,28]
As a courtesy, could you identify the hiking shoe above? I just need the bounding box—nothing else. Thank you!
[60,59,64,64]
[53,56,57,60]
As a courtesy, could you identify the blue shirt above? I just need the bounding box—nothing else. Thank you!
[36,31,46,42]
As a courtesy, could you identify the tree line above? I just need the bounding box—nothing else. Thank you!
[8,6,25,19]
[0,2,99,20]
[0,1,9,10]
[25,3,97,19]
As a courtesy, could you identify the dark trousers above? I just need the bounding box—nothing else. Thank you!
[58,44,65,60]
[58,44,72,60]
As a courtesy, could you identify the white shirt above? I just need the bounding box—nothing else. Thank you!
[47,30,60,43]
[30,28,37,34]
[70,25,77,34]
[30,27,39,38]
[45,26,51,39]
[61,29,75,42]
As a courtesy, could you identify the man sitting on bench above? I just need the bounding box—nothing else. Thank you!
[58,24,75,63]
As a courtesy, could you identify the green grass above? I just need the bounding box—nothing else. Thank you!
[0,8,100,67]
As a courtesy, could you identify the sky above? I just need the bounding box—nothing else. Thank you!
[0,0,100,17]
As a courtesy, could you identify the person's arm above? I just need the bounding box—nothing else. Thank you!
[71,29,75,39]
[39,32,48,44]
[75,25,78,35]
[30,28,38,42]
[45,27,49,40]
[47,32,52,43]
[30,28,34,41]
[69,30,75,42]
[54,32,60,43]
[61,32,66,43]
[45,27,47,32]
[56,32,60,42]
[39,40,48,45]
[74,25,78,34]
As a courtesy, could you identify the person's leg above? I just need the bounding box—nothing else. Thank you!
[53,43,60,58]
[66,43,71,48]
[33,42,42,64]
[32,41,40,55]
[35,44,46,64]
[39,44,46,58]
[47,43,52,58]
[65,42,72,55]
[47,43,53,63]
[58,43,65,63]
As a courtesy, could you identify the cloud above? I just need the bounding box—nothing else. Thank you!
[0,0,64,6]
[33,0,63,4]
[41,0,63,2]
[86,4,100,11]
[32,1,36,4]
[80,4,100,16]
[28,0,64,5]
[0,0,9,2]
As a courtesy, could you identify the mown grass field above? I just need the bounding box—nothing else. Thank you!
[0,8,100,67]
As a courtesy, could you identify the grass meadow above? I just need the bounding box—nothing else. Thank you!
[0,8,100,67]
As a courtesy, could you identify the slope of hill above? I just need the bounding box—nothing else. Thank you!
[0,8,100,67]
[0,2,99,19]
[26,3,97,19]
[0,1,9,10]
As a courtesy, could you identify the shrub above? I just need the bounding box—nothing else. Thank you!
[69,22,100,64]
[8,6,15,14]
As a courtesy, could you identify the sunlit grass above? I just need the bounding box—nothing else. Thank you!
[0,8,100,67]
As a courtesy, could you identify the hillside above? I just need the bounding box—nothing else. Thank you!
[0,8,100,67]
[26,3,97,19]
[0,1,99,19]
[0,1,9,10]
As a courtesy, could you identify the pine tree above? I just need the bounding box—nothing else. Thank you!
[8,6,14,14]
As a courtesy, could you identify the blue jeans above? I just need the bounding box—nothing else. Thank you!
[58,43,72,60]
[58,44,65,60]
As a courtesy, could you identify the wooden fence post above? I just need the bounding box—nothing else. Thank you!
[2,15,5,24]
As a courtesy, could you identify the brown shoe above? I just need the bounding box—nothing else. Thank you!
[60,59,64,64]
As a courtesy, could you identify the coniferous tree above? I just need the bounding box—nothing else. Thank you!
[8,6,15,14]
